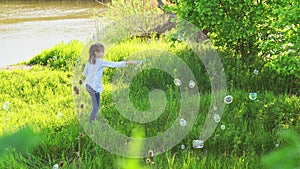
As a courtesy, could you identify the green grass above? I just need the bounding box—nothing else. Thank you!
[0,39,299,168]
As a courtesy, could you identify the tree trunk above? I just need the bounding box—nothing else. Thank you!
[154,0,209,41]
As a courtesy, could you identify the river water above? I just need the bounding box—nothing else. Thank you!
[0,1,104,67]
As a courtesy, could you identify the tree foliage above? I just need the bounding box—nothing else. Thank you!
[170,0,299,62]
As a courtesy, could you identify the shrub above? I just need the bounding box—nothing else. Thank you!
[27,40,83,71]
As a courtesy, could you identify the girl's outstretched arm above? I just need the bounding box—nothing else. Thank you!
[126,61,139,65]
[102,60,138,68]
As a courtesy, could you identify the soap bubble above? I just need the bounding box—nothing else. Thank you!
[57,112,63,119]
[188,80,196,88]
[224,95,233,104]
[248,93,257,100]
[213,106,218,111]
[53,164,59,169]
[221,125,225,130]
[180,118,187,126]
[3,102,10,111]
[254,69,259,75]
[177,35,183,41]
[214,114,221,123]
[148,149,154,157]
[192,140,204,148]
[174,78,182,86]
[146,157,151,164]
[181,144,185,150]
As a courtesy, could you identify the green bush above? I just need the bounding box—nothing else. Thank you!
[27,40,84,71]
[99,39,297,95]
[219,50,299,95]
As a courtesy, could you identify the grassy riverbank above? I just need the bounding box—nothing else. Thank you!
[0,39,299,168]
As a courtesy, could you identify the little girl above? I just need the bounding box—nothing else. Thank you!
[83,43,137,123]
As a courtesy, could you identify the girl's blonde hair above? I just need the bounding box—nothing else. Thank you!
[88,43,104,64]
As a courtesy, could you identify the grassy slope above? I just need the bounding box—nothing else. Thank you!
[0,40,299,169]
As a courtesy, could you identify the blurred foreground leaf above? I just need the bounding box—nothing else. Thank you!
[0,126,41,161]
[262,130,300,169]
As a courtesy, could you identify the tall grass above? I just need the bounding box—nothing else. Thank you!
[0,39,299,168]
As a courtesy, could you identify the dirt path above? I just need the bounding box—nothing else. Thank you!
[0,65,32,70]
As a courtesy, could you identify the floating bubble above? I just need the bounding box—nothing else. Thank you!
[148,150,154,157]
[53,164,59,169]
[221,125,225,130]
[177,35,183,41]
[213,106,218,111]
[254,69,259,75]
[181,144,185,150]
[146,157,151,164]
[3,102,10,111]
[249,93,257,100]
[275,143,279,148]
[179,118,187,127]
[57,112,63,119]
[188,80,196,88]
[174,78,182,86]
[224,95,233,104]
[192,140,204,149]
[214,114,221,123]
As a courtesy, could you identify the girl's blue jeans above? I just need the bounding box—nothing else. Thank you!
[86,84,100,123]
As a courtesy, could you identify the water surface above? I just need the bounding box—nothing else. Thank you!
[0,1,104,67]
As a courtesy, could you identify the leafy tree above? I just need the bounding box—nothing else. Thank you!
[169,0,299,62]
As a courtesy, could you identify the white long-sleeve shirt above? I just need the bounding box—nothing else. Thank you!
[83,58,126,93]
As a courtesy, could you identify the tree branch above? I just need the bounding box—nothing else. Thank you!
[157,0,164,9]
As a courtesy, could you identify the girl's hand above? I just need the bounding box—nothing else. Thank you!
[126,61,140,65]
